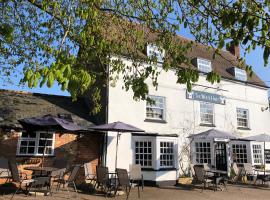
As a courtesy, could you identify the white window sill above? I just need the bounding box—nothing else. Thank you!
[144,119,167,124]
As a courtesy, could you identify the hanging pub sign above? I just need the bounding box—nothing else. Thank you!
[186,90,226,105]
[264,149,270,164]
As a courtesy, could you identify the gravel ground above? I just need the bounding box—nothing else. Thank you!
[0,184,270,200]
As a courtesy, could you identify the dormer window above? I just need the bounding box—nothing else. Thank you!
[234,67,247,82]
[146,44,165,63]
[196,58,212,73]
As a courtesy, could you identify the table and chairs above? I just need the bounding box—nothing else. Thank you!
[92,164,143,199]
[254,168,270,185]
[192,165,228,191]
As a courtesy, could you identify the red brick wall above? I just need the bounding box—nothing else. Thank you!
[0,129,103,184]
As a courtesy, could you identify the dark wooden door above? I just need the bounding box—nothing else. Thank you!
[215,142,227,171]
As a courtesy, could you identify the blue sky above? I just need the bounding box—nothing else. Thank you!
[1,27,269,96]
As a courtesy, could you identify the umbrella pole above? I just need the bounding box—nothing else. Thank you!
[41,131,48,169]
[115,132,119,170]
[264,141,266,176]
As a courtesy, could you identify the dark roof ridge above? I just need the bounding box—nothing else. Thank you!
[174,34,238,59]
[0,89,71,98]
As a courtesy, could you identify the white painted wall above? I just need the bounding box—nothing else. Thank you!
[105,57,270,181]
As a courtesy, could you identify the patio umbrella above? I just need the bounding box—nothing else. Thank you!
[245,133,270,175]
[18,114,87,131]
[91,121,144,169]
[188,129,237,140]
[188,129,237,170]
[18,114,87,167]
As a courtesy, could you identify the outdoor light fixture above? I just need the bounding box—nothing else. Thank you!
[261,107,269,112]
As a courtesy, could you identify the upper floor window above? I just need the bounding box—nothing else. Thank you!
[195,142,211,164]
[146,44,165,63]
[17,131,55,156]
[160,141,174,167]
[234,67,247,81]
[237,108,249,128]
[200,102,214,125]
[135,141,153,167]
[197,58,212,73]
[146,95,166,120]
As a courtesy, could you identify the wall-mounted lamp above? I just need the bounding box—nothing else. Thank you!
[261,107,269,112]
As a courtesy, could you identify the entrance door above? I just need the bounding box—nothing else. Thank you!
[215,142,227,171]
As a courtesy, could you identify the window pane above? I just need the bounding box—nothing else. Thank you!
[232,143,248,164]
[237,108,249,128]
[160,142,174,167]
[146,95,165,120]
[200,102,214,124]
[18,132,54,156]
[195,142,211,164]
[135,141,152,167]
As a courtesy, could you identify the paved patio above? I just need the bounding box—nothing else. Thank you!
[0,184,270,200]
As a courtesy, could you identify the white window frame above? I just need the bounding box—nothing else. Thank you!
[17,131,55,156]
[194,141,211,164]
[234,67,247,81]
[134,139,154,168]
[159,141,175,168]
[146,43,165,63]
[146,95,166,121]
[252,144,263,165]
[197,58,212,73]
[200,102,215,125]
[236,108,249,128]
[232,143,248,164]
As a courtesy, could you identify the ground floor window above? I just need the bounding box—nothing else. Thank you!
[195,142,211,164]
[17,131,55,156]
[135,141,153,167]
[133,135,178,170]
[232,144,247,163]
[253,144,263,164]
[160,141,174,167]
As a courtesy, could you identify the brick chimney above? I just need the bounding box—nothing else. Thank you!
[228,42,240,58]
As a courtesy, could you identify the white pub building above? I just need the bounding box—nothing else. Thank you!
[100,38,270,186]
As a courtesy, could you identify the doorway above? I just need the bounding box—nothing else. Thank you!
[215,142,227,171]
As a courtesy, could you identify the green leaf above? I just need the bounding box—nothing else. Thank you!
[47,72,54,88]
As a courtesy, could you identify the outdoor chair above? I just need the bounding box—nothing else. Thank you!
[51,168,66,187]
[203,163,215,178]
[116,168,137,200]
[55,164,81,197]
[129,164,144,191]
[193,165,214,191]
[29,176,52,197]
[243,163,257,184]
[84,162,96,184]
[50,159,68,187]
[231,163,242,183]
[95,166,115,196]
[0,157,12,183]
[9,161,35,200]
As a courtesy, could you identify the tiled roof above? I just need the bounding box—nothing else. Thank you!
[0,90,94,129]
[186,42,267,88]
[102,21,267,88]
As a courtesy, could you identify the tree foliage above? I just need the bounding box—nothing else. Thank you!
[0,0,269,113]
